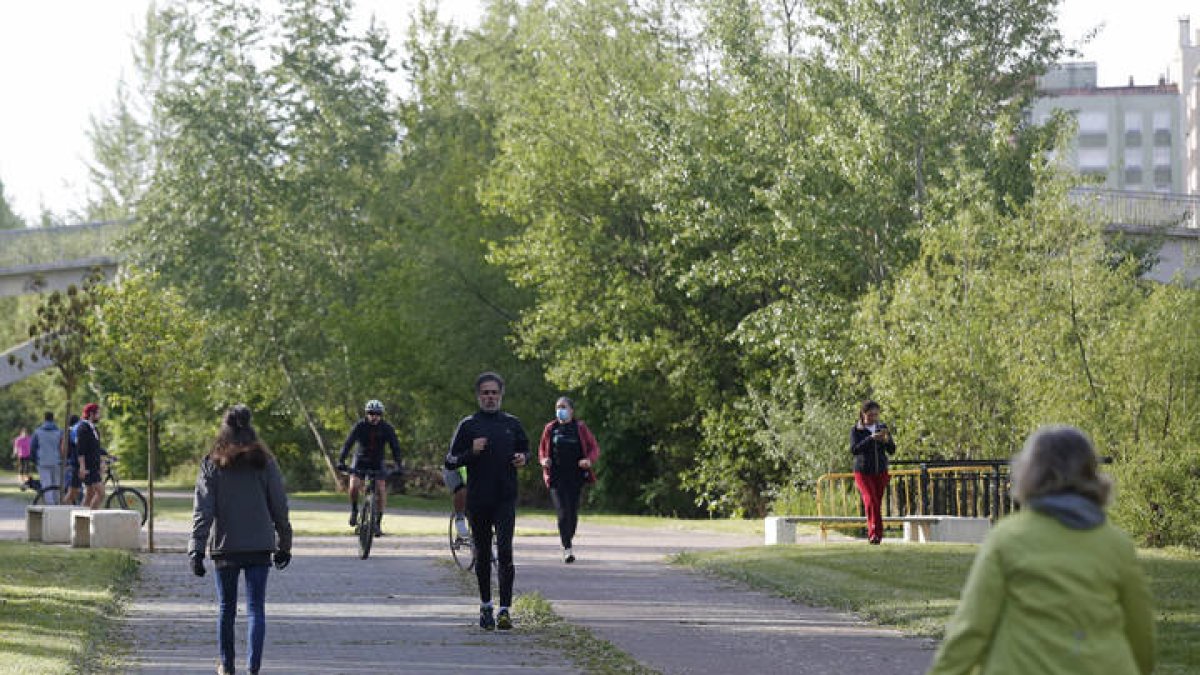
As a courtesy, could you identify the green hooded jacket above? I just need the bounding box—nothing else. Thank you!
[928,501,1154,675]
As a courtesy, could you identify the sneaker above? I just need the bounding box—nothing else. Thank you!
[455,516,470,539]
[373,514,383,537]
[216,663,234,675]
[496,609,513,631]
[479,606,496,631]
[348,509,358,527]
[563,547,575,564]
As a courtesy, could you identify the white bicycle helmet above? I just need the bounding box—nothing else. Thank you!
[364,399,385,415]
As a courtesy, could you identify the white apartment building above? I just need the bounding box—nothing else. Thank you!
[1174,18,1200,194]
[1030,62,1182,193]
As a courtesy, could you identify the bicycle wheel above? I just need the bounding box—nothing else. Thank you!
[32,486,61,506]
[449,514,474,571]
[358,493,374,560]
[106,488,148,526]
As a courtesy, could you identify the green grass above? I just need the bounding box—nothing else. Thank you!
[514,591,660,674]
[578,512,763,536]
[674,544,1200,674]
[0,541,138,674]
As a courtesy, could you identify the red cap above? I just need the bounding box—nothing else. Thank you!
[82,403,100,417]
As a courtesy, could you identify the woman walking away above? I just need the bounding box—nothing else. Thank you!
[850,400,894,544]
[928,425,1155,675]
[538,396,600,563]
[190,405,293,675]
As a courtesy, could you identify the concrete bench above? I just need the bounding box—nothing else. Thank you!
[71,509,141,550]
[765,515,990,545]
[26,505,85,544]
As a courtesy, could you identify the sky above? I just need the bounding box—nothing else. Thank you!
[0,0,1196,223]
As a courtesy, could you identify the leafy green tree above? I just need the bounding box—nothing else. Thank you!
[20,271,107,426]
[88,268,204,550]
[131,0,397,484]
[0,177,24,230]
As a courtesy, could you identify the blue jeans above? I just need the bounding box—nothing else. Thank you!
[215,563,270,673]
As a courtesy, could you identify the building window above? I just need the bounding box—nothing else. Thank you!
[1154,166,1172,188]
[1077,147,1108,170]
[1124,166,1144,185]
[1153,111,1171,146]
[1124,114,1143,146]
[1077,110,1108,134]
[1079,133,1108,147]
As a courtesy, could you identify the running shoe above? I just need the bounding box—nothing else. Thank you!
[563,547,575,564]
[455,516,470,539]
[348,509,358,527]
[479,606,496,631]
[496,609,513,631]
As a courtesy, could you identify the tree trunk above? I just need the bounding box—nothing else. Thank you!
[146,398,157,552]
[277,354,341,487]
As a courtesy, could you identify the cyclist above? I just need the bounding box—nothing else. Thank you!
[77,403,105,509]
[336,399,403,537]
[446,372,530,631]
[443,464,470,539]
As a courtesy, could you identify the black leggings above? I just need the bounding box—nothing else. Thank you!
[549,485,582,549]
[469,500,516,606]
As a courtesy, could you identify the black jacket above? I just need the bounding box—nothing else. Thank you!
[446,410,530,511]
[338,419,402,468]
[850,425,895,474]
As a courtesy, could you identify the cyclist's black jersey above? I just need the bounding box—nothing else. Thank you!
[338,419,402,469]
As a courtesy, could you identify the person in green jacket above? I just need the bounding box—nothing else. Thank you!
[928,425,1154,675]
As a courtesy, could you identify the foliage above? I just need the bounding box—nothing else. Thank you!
[19,271,107,424]
[0,177,24,230]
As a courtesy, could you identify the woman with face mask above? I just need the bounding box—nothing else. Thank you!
[537,397,601,563]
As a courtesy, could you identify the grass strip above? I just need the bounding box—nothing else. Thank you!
[674,543,1200,675]
[514,591,660,674]
[0,541,138,675]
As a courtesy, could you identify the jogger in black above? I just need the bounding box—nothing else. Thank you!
[446,372,530,631]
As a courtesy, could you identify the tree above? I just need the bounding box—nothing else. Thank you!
[88,268,204,551]
[0,177,24,230]
[131,0,397,484]
[21,271,107,428]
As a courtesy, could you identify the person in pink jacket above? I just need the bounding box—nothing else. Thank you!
[537,397,600,563]
[12,427,31,487]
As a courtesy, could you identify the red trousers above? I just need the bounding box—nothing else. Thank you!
[853,471,890,542]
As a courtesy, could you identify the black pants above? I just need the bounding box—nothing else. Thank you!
[469,500,516,606]
[549,484,582,549]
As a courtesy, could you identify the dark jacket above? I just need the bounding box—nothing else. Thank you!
[537,419,601,489]
[77,420,103,472]
[446,410,530,511]
[338,419,402,468]
[190,446,292,561]
[850,425,895,474]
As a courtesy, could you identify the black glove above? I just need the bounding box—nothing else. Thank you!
[273,550,292,570]
[189,554,206,578]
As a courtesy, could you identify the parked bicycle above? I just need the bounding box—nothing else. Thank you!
[339,466,393,560]
[31,457,148,525]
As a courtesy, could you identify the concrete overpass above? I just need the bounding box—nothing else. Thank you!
[0,220,128,385]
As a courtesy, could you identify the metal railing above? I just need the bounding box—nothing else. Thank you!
[816,460,1013,522]
[1070,187,1200,230]
[0,220,131,270]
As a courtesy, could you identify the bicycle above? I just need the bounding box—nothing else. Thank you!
[339,466,392,560]
[447,511,498,573]
[32,458,148,525]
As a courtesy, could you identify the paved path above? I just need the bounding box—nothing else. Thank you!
[1,485,935,674]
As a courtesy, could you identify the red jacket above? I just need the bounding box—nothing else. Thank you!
[537,419,601,488]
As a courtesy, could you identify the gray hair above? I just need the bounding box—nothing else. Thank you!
[1010,425,1111,506]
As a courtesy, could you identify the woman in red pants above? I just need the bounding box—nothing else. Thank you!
[850,400,895,544]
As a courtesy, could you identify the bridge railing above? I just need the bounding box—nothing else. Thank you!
[1070,187,1200,230]
[816,461,1014,523]
[0,220,131,270]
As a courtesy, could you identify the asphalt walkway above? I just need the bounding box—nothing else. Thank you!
[1,486,935,674]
